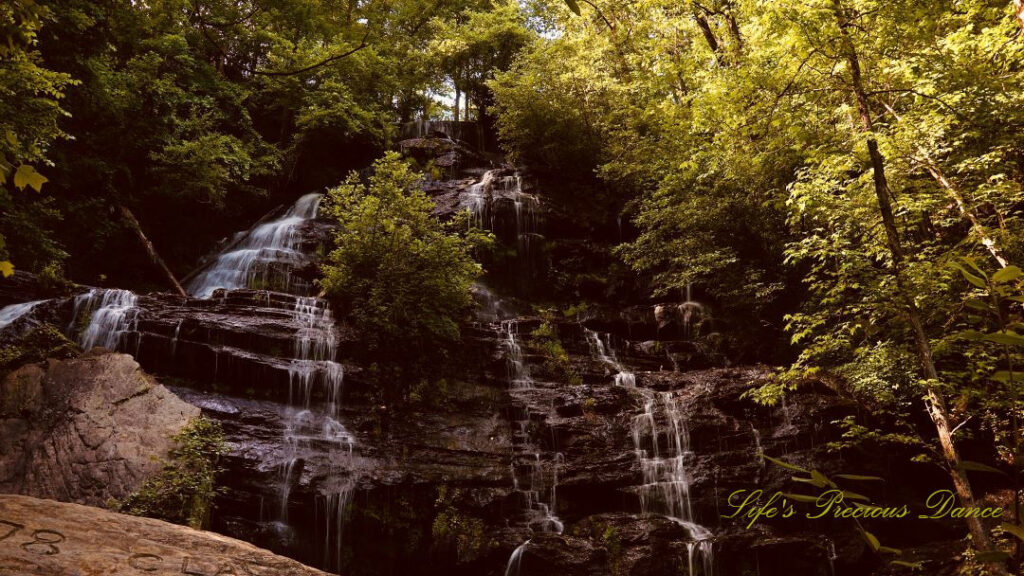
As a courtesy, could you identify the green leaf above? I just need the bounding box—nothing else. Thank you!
[879,546,902,555]
[991,371,1019,384]
[973,550,1011,563]
[983,331,1024,346]
[835,474,885,482]
[890,560,924,569]
[782,492,820,504]
[955,330,986,341]
[563,0,581,15]
[841,490,870,502]
[961,258,988,279]
[965,299,992,312]
[0,261,12,277]
[1000,522,1024,542]
[812,469,835,488]
[951,263,987,288]
[991,266,1023,284]
[862,529,880,551]
[765,455,809,473]
[12,164,47,192]
[957,461,1005,475]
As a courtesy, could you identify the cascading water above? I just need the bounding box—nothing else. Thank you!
[501,320,533,389]
[465,170,496,230]
[187,193,323,298]
[0,300,45,331]
[278,295,355,563]
[461,170,540,259]
[584,328,636,387]
[71,289,140,352]
[504,539,530,576]
[631,389,714,576]
[187,194,355,573]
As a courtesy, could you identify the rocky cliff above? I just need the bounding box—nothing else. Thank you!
[0,350,199,507]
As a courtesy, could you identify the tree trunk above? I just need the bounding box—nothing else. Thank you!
[832,2,1007,571]
[691,5,723,64]
[878,102,1010,268]
[454,86,461,123]
[119,205,188,298]
[922,162,1010,268]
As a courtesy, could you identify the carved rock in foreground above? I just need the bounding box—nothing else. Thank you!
[0,494,330,575]
[0,350,199,506]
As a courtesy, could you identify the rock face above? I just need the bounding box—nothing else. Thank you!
[0,494,330,576]
[0,350,199,506]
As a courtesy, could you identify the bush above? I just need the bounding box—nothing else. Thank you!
[120,416,225,529]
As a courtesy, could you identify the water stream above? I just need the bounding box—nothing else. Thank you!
[631,389,714,575]
[584,328,636,387]
[71,289,140,352]
[187,193,323,298]
[0,299,46,331]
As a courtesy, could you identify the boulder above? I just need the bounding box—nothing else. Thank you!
[0,493,329,575]
[0,350,199,506]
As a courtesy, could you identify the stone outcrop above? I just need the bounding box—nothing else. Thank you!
[0,350,199,506]
[0,493,330,576]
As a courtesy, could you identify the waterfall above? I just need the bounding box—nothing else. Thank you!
[631,389,713,575]
[187,193,323,298]
[461,170,539,259]
[465,171,496,230]
[505,539,530,576]
[0,300,45,331]
[584,328,636,387]
[277,295,354,574]
[317,487,354,573]
[501,320,533,389]
[72,289,140,352]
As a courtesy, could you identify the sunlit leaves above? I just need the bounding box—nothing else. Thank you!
[11,164,47,192]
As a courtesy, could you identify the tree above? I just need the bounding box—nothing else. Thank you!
[320,152,484,407]
[0,0,73,277]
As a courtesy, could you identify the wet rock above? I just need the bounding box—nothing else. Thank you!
[0,350,199,506]
[0,493,330,575]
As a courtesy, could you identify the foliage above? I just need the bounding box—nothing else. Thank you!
[0,0,73,277]
[120,416,225,529]
[493,0,1024,565]
[0,324,78,376]
[0,0,527,286]
[529,315,582,385]
[763,455,922,569]
[431,485,492,562]
[320,152,483,404]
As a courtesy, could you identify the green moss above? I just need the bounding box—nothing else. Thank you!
[119,416,225,529]
[0,323,79,377]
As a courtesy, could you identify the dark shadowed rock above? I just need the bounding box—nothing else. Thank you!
[0,350,199,506]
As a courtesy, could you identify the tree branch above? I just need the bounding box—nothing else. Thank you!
[251,29,370,77]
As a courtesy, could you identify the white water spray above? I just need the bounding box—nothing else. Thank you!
[0,300,45,331]
[631,389,713,575]
[584,328,636,387]
[188,193,323,298]
[501,320,533,389]
[72,289,140,351]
